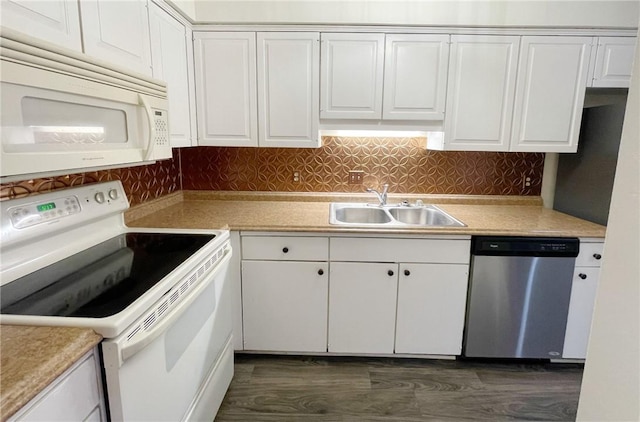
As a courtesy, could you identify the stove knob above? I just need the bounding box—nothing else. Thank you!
[95,192,106,204]
[108,189,119,200]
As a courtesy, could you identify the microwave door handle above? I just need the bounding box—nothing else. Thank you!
[138,94,156,161]
[118,252,231,365]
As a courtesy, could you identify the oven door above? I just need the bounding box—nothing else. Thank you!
[101,251,233,421]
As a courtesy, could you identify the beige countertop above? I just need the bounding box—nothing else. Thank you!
[126,191,607,238]
[0,325,102,421]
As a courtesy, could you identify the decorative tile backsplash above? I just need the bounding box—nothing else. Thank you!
[0,137,545,206]
[0,149,181,206]
[181,137,545,195]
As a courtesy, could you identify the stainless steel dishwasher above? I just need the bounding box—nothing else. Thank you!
[464,236,580,359]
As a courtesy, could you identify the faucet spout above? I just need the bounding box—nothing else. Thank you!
[366,183,389,206]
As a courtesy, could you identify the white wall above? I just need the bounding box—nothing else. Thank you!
[188,0,639,28]
[576,28,640,422]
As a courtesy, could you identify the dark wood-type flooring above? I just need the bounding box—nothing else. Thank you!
[216,354,583,421]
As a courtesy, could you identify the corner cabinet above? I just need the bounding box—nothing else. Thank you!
[510,36,592,153]
[149,3,196,147]
[257,32,320,147]
[194,31,321,148]
[80,0,153,77]
[441,35,520,151]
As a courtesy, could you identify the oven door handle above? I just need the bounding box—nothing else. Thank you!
[119,252,231,364]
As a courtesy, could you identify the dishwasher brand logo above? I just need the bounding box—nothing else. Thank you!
[548,351,561,356]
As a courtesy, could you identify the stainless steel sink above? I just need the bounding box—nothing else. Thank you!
[329,203,465,227]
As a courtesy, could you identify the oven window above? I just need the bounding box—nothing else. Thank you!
[0,233,215,318]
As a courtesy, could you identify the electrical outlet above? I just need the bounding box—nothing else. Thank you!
[348,170,364,184]
[522,175,532,188]
[292,170,301,183]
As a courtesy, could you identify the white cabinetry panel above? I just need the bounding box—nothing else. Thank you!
[194,32,258,146]
[395,263,469,355]
[563,267,600,359]
[590,36,637,88]
[149,3,195,147]
[80,0,153,76]
[511,36,592,153]
[383,34,449,120]
[242,260,328,352]
[1,0,82,51]
[328,262,398,354]
[257,32,320,147]
[320,33,385,119]
[443,35,520,151]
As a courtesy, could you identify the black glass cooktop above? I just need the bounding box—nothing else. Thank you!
[0,233,215,318]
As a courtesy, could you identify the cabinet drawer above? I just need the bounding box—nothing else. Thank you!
[330,237,470,264]
[576,242,604,267]
[242,236,328,261]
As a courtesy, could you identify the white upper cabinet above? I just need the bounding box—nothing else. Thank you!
[383,34,450,120]
[442,35,520,151]
[257,32,320,147]
[194,32,258,147]
[80,0,153,76]
[511,36,592,153]
[320,33,385,119]
[0,0,82,51]
[149,3,196,147]
[589,36,637,88]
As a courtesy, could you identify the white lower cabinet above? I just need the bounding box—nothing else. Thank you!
[562,240,605,359]
[395,263,469,355]
[328,262,398,354]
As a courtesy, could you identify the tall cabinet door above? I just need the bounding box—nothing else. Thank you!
[320,33,385,119]
[194,32,258,147]
[0,0,82,51]
[257,32,320,148]
[510,36,592,153]
[444,35,520,151]
[383,34,450,120]
[80,0,153,76]
[328,262,398,354]
[149,3,196,147]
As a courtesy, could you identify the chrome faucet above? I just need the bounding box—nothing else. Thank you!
[366,183,389,206]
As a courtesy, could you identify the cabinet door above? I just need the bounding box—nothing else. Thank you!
[443,35,519,151]
[328,262,398,354]
[149,3,195,147]
[194,32,258,147]
[395,264,469,355]
[257,32,320,147]
[0,0,82,51]
[511,36,592,153]
[320,33,385,119]
[383,34,449,120]
[242,261,328,352]
[80,0,153,76]
[591,36,637,88]
[563,267,600,359]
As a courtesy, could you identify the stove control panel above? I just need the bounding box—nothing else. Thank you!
[9,195,82,229]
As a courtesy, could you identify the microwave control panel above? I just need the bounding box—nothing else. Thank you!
[153,109,169,147]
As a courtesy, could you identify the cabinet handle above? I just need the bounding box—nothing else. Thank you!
[404,269,411,276]
[388,270,394,277]
[282,247,289,253]
[318,269,324,276]
[593,253,602,260]
[579,273,587,280]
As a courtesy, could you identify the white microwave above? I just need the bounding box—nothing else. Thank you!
[0,28,171,181]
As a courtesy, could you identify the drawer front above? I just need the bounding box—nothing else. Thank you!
[330,237,470,264]
[576,242,604,267]
[242,236,329,261]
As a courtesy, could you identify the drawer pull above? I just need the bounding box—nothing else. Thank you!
[593,253,602,260]
[318,269,324,276]
[282,247,289,253]
[578,273,587,280]
[388,270,394,277]
[404,269,411,276]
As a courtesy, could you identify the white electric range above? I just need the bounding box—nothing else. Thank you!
[0,181,234,421]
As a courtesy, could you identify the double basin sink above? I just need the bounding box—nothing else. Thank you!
[329,203,466,228]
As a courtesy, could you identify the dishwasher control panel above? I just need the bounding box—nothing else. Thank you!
[473,236,580,257]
